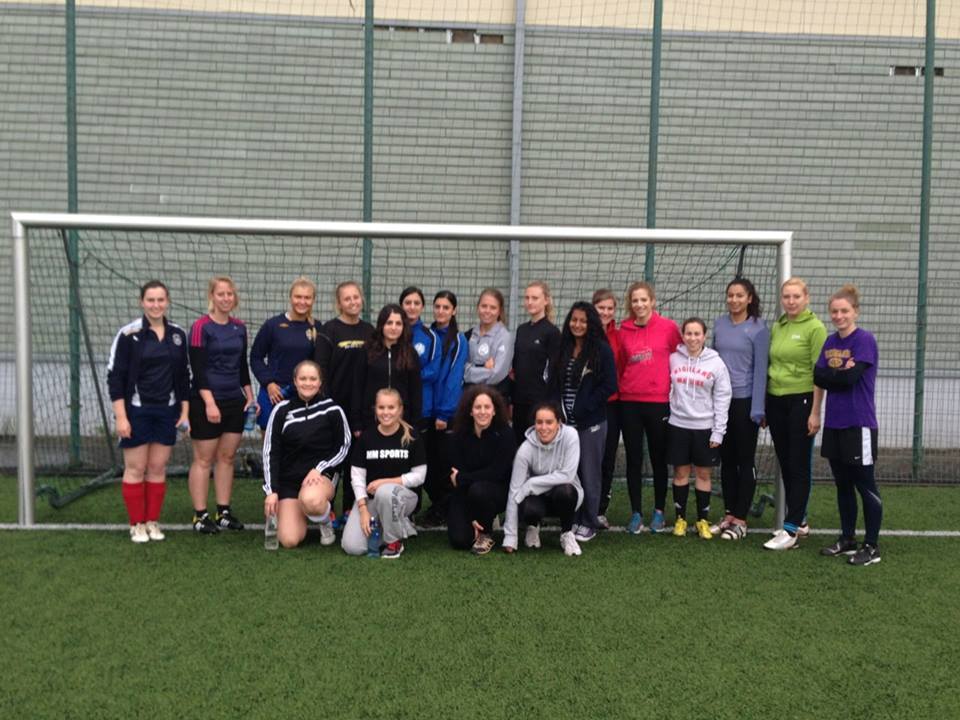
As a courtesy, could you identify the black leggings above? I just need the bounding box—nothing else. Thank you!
[512,402,535,447]
[447,481,508,549]
[719,397,760,521]
[520,485,578,533]
[620,401,670,514]
[422,423,453,517]
[599,401,621,515]
[765,392,813,531]
[830,460,882,546]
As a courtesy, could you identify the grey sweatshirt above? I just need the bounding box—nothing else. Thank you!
[712,314,769,423]
[502,424,583,549]
[667,344,733,445]
[463,321,514,386]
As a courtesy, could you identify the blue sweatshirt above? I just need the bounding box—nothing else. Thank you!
[249,313,317,388]
[411,319,440,419]
[430,324,468,422]
[712,314,770,423]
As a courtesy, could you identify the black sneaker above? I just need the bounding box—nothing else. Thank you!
[215,510,244,531]
[848,544,881,566]
[193,513,220,534]
[820,536,858,557]
[417,509,445,529]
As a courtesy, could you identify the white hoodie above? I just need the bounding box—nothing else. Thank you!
[502,424,583,550]
[668,344,733,445]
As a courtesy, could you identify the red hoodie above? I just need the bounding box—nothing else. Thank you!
[617,312,681,403]
[605,320,622,402]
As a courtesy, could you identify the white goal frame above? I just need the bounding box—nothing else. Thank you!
[11,212,792,527]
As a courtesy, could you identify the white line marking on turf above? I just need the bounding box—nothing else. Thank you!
[0,523,958,537]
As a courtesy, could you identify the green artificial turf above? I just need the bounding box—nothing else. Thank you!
[2,477,960,718]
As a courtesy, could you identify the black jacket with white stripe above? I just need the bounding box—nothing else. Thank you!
[262,393,351,495]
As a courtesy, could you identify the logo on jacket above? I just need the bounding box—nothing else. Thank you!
[306,328,317,342]
[172,334,182,346]
[415,342,426,356]
[478,343,490,358]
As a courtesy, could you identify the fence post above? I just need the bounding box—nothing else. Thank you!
[508,0,526,331]
[66,0,81,464]
[361,0,374,319]
[644,0,663,282]
[913,0,935,480]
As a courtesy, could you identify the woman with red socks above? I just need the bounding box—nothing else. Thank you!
[107,280,190,543]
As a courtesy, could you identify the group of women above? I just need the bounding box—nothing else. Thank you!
[108,274,883,566]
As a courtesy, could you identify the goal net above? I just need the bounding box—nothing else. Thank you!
[11,214,790,520]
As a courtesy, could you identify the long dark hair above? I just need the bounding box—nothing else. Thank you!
[451,384,510,435]
[367,304,417,370]
[398,286,426,324]
[432,290,460,359]
[554,302,608,380]
[727,277,762,320]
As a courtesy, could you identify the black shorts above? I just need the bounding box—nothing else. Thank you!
[189,396,245,440]
[274,473,339,501]
[667,425,719,467]
[119,404,179,449]
[821,426,877,466]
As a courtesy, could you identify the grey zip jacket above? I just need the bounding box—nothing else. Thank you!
[502,424,583,549]
[463,321,514,386]
[668,344,733,445]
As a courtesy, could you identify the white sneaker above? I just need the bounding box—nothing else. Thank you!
[560,530,582,557]
[763,529,797,551]
[129,523,149,544]
[144,521,165,541]
[319,521,336,546]
[797,523,811,538]
[524,525,541,549]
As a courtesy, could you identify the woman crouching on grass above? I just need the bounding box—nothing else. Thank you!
[814,285,882,566]
[262,360,351,548]
[667,318,732,540]
[342,388,427,559]
[502,402,584,557]
[446,385,516,555]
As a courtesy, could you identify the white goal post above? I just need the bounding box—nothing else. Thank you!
[11,211,792,527]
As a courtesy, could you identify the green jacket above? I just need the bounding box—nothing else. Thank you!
[767,309,827,396]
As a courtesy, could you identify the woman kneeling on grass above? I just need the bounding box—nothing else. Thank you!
[342,388,427,559]
[446,385,516,555]
[814,285,882,567]
[667,318,732,540]
[262,360,351,548]
[502,402,584,557]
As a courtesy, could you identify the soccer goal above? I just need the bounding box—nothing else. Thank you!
[10,212,792,526]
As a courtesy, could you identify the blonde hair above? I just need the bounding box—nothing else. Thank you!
[207,275,238,314]
[526,280,556,324]
[334,281,364,316]
[625,281,656,318]
[830,283,860,311]
[592,288,616,305]
[289,277,317,320]
[477,288,507,326]
[375,388,413,446]
[781,277,809,295]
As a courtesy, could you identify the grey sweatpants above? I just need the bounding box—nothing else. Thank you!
[574,420,607,530]
[341,484,419,556]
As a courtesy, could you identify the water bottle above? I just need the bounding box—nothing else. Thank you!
[243,405,257,432]
[366,516,381,558]
[264,513,279,551]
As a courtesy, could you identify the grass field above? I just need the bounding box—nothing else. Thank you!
[2,477,959,719]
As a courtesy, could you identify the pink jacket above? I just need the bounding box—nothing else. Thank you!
[617,312,682,403]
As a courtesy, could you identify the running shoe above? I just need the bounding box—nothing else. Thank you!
[215,509,244,531]
[560,531,582,557]
[574,526,597,542]
[763,529,797,551]
[192,513,219,534]
[797,523,811,538]
[695,519,713,540]
[596,514,610,530]
[720,523,747,541]
[848,544,881,566]
[129,523,149,544]
[627,512,645,535]
[319,521,336,546]
[649,509,666,534]
[710,516,733,536]
[672,517,687,537]
[471,533,495,556]
[144,521,165,542]
[381,541,404,559]
[820,536,858,557]
[524,525,542,549]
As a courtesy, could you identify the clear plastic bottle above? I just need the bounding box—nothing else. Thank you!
[366,516,381,558]
[243,405,257,432]
[264,513,279,551]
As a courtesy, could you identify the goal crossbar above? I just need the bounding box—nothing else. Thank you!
[11,212,793,527]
